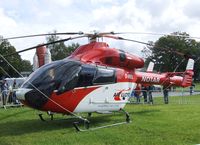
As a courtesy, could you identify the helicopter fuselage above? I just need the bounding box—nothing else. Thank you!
[16,41,194,114]
[17,59,136,113]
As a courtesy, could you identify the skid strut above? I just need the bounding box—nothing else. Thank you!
[47,111,54,120]
[38,113,45,121]
[38,111,54,121]
[73,108,131,132]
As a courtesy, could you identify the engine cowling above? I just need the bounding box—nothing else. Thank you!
[70,42,144,70]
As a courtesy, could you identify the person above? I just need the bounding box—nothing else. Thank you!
[134,84,142,104]
[142,85,148,103]
[134,91,141,103]
[172,86,176,92]
[1,79,8,106]
[163,85,169,104]
[189,86,193,95]
[189,83,195,95]
[12,79,19,104]
[147,85,153,104]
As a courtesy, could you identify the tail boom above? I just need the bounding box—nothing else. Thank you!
[135,59,194,87]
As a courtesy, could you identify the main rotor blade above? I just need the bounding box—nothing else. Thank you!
[2,32,84,40]
[3,35,85,57]
[112,32,200,39]
[2,31,114,41]
[103,35,196,59]
[103,35,151,45]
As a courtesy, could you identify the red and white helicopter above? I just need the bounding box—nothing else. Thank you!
[1,32,194,131]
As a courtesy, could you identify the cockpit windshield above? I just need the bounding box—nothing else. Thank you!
[22,59,82,91]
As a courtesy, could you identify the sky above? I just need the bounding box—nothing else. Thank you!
[1,0,200,63]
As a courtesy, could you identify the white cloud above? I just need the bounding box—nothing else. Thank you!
[47,0,73,7]
[183,0,200,20]
[0,8,18,34]
[1,0,200,64]
[90,1,152,32]
[135,0,171,17]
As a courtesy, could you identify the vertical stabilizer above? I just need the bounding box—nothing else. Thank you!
[44,48,52,64]
[181,59,194,87]
[33,53,39,71]
[186,58,194,70]
[147,62,154,72]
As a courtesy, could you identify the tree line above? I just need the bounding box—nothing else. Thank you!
[142,32,200,81]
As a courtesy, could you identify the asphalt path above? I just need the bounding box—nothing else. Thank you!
[152,91,200,97]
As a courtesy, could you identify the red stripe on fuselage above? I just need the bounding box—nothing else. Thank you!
[41,86,99,113]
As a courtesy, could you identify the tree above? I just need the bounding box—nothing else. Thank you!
[46,31,80,61]
[20,60,32,72]
[142,32,200,80]
[0,36,32,78]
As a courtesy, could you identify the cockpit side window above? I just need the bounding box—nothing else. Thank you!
[93,67,116,84]
[76,65,96,87]
[76,65,116,88]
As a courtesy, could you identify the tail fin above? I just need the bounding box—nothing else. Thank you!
[146,62,154,72]
[186,58,195,71]
[181,59,194,87]
[33,53,39,71]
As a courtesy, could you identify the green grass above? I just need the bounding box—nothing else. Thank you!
[169,82,200,92]
[0,96,200,145]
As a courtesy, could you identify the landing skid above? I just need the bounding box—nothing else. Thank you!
[37,109,131,132]
[73,108,131,132]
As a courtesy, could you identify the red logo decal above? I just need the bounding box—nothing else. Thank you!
[113,88,131,101]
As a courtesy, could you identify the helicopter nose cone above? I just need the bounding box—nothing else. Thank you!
[16,88,32,101]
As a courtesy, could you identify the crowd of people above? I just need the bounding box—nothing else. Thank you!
[130,84,195,104]
[131,85,154,104]
[0,79,20,108]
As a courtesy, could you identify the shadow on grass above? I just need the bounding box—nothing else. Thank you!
[0,111,129,137]
[131,109,160,115]
[0,117,81,137]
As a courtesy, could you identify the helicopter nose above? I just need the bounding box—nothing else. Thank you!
[16,88,32,101]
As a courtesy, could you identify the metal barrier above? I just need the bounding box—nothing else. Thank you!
[129,87,200,105]
[0,90,23,109]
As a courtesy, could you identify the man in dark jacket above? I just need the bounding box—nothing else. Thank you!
[163,85,169,104]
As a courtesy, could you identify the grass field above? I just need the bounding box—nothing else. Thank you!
[0,95,200,145]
